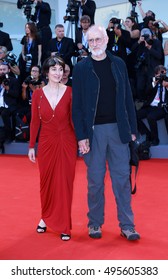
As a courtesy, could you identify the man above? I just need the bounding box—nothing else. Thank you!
[137,1,155,30]
[72,25,140,241]
[0,62,19,143]
[137,65,168,146]
[77,0,96,27]
[0,46,20,77]
[47,24,75,74]
[132,28,163,101]
[31,0,52,63]
[106,18,131,63]
[0,29,13,52]
[75,15,91,61]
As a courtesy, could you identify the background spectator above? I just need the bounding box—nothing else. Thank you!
[47,24,75,75]
[19,22,42,84]
[0,62,19,143]
[0,28,13,51]
[75,15,91,62]
[31,0,52,63]
[137,65,168,146]
[106,18,131,63]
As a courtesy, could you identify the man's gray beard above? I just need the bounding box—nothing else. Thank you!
[90,45,107,57]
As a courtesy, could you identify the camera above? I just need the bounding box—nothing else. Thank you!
[5,52,17,67]
[128,0,138,6]
[17,0,34,21]
[110,18,121,25]
[64,0,80,22]
[24,75,41,86]
[109,18,122,30]
[25,54,32,73]
[0,74,10,86]
[155,73,168,83]
[141,34,153,45]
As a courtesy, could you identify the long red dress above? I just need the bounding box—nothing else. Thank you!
[29,86,77,234]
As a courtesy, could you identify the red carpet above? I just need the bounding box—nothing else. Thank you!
[0,155,168,260]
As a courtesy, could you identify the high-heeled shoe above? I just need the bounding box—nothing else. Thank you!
[60,233,71,241]
[36,225,47,233]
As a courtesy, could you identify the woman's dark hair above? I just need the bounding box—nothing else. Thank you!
[126,17,139,31]
[30,65,41,73]
[42,56,65,75]
[25,22,38,40]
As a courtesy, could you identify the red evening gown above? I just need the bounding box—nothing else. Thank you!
[29,86,77,235]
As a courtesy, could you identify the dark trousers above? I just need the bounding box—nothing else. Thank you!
[39,26,52,64]
[137,106,166,141]
[0,107,13,139]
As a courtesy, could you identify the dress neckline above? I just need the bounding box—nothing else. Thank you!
[42,86,67,111]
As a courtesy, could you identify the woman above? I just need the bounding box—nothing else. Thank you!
[124,17,140,99]
[19,22,42,83]
[28,56,77,241]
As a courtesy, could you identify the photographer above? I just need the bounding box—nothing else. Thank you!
[137,65,168,146]
[0,27,13,52]
[0,46,20,77]
[31,0,52,63]
[17,65,45,124]
[17,0,52,63]
[77,0,96,26]
[131,28,163,101]
[0,62,20,143]
[47,24,75,75]
[75,15,91,62]
[106,18,131,63]
[19,22,42,84]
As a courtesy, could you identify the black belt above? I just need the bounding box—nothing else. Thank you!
[38,25,50,30]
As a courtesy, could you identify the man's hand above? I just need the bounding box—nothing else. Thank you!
[78,139,90,154]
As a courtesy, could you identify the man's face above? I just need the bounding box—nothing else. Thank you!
[87,29,108,57]
[0,50,6,60]
[55,27,64,39]
[63,64,70,79]
[0,64,9,76]
[81,20,90,31]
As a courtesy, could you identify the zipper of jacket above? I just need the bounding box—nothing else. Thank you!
[92,69,100,130]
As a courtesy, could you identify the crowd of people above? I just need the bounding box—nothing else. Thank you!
[0,0,168,241]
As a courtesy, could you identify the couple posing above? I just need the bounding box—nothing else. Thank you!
[28,25,140,242]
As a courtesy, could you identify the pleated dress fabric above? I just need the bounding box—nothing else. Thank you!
[29,86,77,234]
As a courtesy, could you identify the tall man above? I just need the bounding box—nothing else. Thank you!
[77,0,96,27]
[31,0,52,63]
[72,25,140,241]
[47,24,75,74]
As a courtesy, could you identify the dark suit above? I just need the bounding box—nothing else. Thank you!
[107,28,131,62]
[47,37,75,72]
[137,84,168,143]
[31,1,52,63]
[75,28,89,56]
[80,0,96,26]
[0,77,19,140]
[0,30,13,51]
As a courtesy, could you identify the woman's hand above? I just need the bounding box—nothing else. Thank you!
[28,148,36,163]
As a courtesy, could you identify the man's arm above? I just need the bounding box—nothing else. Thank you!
[137,1,146,19]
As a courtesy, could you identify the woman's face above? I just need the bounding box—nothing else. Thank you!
[25,24,30,35]
[31,67,40,79]
[48,64,64,83]
[125,18,133,28]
